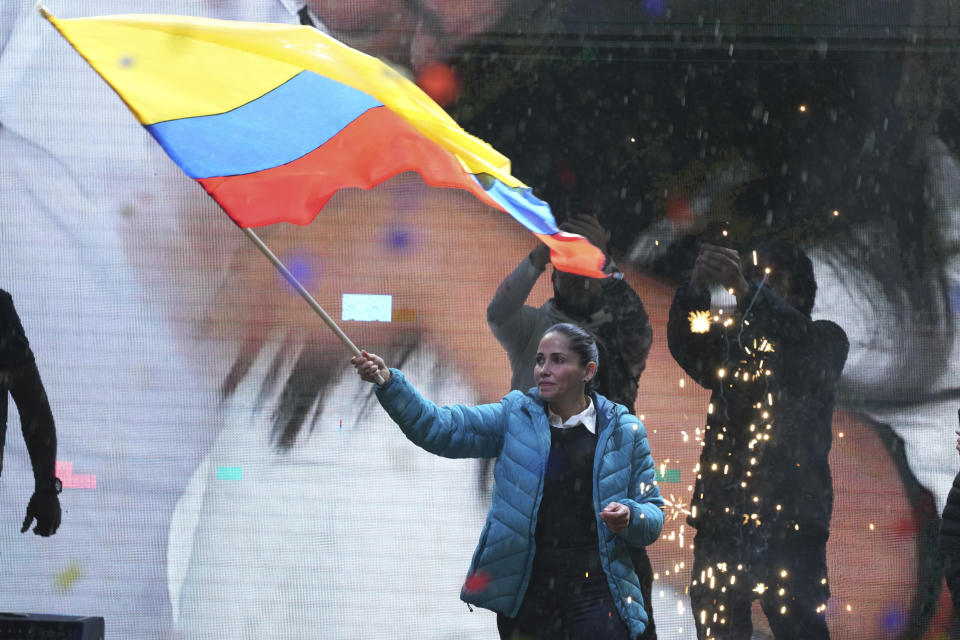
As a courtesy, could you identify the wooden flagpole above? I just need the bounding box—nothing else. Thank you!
[241,228,385,385]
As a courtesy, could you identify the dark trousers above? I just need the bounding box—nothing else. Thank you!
[497,571,632,640]
[689,529,830,640]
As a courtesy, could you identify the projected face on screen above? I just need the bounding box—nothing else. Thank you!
[3,1,960,639]
[303,0,517,69]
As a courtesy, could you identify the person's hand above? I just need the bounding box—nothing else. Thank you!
[600,501,631,534]
[21,491,61,536]
[690,243,749,297]
[350,350,391,385]
[955,429,960,456]
[530,243,551,271]
[560,215,609,254]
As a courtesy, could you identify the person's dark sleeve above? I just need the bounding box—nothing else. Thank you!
[941,470,960,609]
[666,282,727,389]
[8,361,57,484]
[805,320,848,384]
[486,254,544,358]
[0,291,57,485]
[0,290,33,370]
[604,276,653,380]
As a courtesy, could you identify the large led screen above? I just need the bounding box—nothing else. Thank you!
[2,1,959,638]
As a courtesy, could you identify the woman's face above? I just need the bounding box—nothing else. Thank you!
[534,331,595,405]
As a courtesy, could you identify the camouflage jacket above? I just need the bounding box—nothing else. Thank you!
[486,254,653,412]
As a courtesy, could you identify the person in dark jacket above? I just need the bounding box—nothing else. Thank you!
[0,289,61,536]
[939,423,960,611]
[666,242,848,640]
[352,323,664,639]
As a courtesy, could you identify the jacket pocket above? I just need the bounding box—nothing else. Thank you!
[468,520,492,573]
[462,521,494,596]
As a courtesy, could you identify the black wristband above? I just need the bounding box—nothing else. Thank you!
[35,477,63,494]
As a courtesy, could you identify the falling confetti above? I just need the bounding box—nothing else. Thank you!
[55,564,83,592]
[462,570,491,594]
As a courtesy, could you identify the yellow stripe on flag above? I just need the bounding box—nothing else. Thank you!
[44,11,524,189]
[45,13,301,125]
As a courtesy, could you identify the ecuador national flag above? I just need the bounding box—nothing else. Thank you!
[41,9,607,278]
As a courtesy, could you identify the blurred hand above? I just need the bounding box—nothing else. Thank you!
[955,429,960,456]
[529,243,551,271]
[21,491,61,536]
[560,215,609,254]
[600,501,631,534]
[351,350,392,385]
[690,243,749,297]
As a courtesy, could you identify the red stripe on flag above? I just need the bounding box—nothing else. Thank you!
[197,106,499,227]
[535,232,606,278]
[197,106,606,277]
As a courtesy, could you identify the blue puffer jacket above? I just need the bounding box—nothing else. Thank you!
[376,369,665,639]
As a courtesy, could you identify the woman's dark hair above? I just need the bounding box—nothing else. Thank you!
[541,322,600,390]
[746,241,817,316]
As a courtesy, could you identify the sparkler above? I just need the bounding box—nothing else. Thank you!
[688,309,712,334]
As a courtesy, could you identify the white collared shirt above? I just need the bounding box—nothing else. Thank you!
[547,397,597,435]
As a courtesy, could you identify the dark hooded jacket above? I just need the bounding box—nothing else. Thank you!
[940,470,960,609]
[667,281,848,546]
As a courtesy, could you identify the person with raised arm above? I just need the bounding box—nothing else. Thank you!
[352,322,664,639]
[667,242,848,640]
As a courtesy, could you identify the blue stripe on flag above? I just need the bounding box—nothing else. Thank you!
[146,70,382,178]
[471,174,558,236]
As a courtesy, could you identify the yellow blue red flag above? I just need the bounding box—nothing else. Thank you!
[41,9,607,277]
